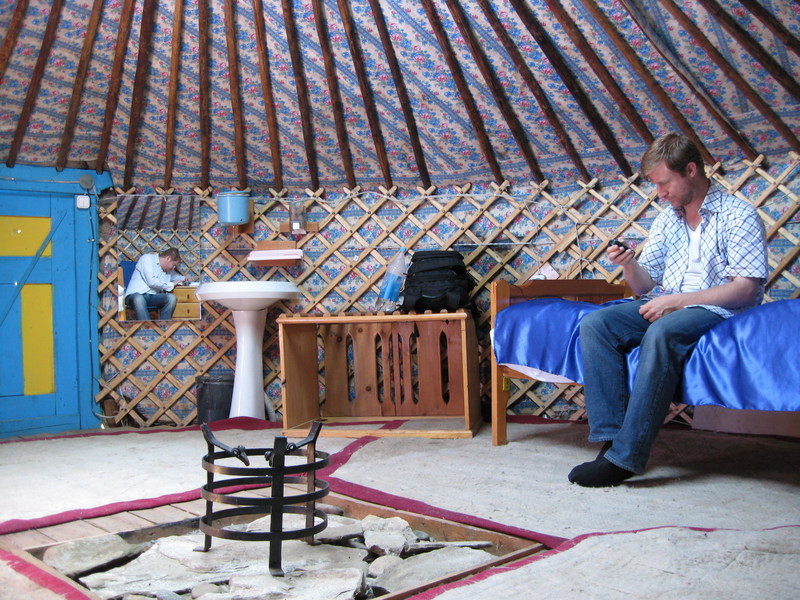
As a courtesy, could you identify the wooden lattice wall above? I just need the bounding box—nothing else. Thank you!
[96,154,800,428]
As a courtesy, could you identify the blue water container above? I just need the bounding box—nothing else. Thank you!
[217,191,250,225]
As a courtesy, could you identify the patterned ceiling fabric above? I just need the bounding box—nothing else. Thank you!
[0,0,798,194]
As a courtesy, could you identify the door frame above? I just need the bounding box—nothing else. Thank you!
[0,164,113,437]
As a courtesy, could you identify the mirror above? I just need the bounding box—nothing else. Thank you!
[114,194,202,322]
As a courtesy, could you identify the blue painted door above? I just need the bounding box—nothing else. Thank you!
[0,188,98,437]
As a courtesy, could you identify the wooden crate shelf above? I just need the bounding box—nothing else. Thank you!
[277,311,482,439]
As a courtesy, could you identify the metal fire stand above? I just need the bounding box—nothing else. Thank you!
[197,421,330,576]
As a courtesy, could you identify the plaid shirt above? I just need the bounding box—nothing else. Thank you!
[637,184,768,319]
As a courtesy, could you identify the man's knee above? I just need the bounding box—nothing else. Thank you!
[580,308,609,338]
[126,294,145,310]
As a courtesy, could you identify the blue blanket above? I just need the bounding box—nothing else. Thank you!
[493,298,800,411]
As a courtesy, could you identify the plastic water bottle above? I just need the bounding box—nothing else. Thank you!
[376,248,407,312]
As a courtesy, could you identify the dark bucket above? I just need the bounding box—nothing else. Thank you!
[196,375,234,423]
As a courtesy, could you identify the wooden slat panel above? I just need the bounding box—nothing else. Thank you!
[351,321,385,415]
[321,322,351,417]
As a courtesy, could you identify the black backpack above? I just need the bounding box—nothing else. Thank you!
[400,250,476,313]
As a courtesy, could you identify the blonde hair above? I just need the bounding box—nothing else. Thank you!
[640,133,704,178]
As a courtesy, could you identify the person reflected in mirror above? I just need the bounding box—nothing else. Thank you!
[569,133,768,487]
[124,248,186,320]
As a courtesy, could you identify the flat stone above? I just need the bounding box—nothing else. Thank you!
[214,568,366,600]
[361,515,418,557]
[154,591,184,600]
[191,582,222,598]
[247,512,363,544]
[367,554,404,578]
[79,533,368,600]
[374,546,494,593]
[41,533,148,577]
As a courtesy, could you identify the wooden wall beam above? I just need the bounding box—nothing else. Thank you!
[696,0,800,103]
[420,0,504,184]
[56,0,105,171]
[280,0,320,190]
[738,0,800,59]
[7,0,64,168]
[223,0,248,189]
[367,0,431,189]
[0,0,29,85]
[656,0,800,154]
[198,0,211,190]
[508,0,633,176]
[445,0,543,182]
[335,0,392,188]
[477,0,589,182]
[163,0,185,190]
[619,0,758,162]
[312,0,356,189]
[577,0,714,166]
[122,0,158,190]
[542,0,653,149]
[251,0,283,190]
[96,0,135,175]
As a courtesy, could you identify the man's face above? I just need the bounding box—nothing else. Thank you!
[160,256,179,272]
[646,161,697,211]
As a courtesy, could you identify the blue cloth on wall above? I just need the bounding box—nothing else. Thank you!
[493,297,800,412]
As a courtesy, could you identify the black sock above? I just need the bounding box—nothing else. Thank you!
[568,457,635,487]
[597,440,613,459]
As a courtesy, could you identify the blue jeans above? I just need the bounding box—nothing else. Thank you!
[579,300,723,473]
[125,292,177,320]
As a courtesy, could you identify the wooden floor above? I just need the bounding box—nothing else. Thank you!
[0,496,208,554]
[0,483,545,600]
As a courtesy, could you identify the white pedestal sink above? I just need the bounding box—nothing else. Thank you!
[196,281,300,419]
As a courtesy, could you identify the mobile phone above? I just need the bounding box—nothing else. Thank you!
[610,239,630,251]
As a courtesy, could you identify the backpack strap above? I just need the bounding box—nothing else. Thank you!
[445,287,462,309]
[400,289,422,312]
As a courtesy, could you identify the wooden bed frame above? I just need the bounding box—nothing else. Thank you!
[490,279,629,445]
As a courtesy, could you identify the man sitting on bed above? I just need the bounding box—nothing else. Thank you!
[569,133,768,487]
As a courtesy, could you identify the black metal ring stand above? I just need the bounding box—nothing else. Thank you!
[198,422,330,576]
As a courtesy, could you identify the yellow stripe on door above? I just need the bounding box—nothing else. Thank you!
[21,284,55,395]
[0,216,53,256]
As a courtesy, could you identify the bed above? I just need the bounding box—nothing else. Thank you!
[490,278,800,446]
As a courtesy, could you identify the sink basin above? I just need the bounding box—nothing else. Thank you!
[195,280,300,420]
[196,281,299,311]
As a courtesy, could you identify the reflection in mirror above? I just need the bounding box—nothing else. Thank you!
[115,194,202,322]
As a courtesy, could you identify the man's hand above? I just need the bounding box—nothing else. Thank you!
[608,244,634,266]
[638,295,684,322]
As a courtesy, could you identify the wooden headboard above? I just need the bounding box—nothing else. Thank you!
[489,278,629,445]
